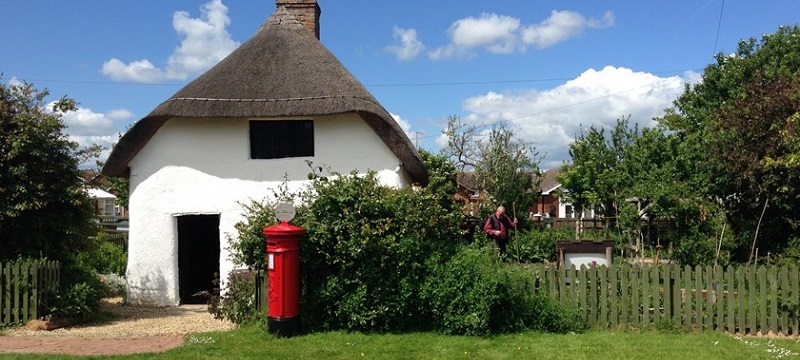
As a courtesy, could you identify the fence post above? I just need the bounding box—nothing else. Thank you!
[1,262,6,325]
[703,265,713,331]
[651,265,660,326]
[779,266,789,335]
[769,266,779,334]
[735,266,745,334]
[791,266,799,334]
[589,266,598,326]
[758,266,768,334]
[714,265,724,332]
[578,265,588,324]
[620,265,629,326]
[633,266,642,327]
[748,266,757,334]
[671,265,681,326]
[662,265,671,324]
[546,265,556,300]
[726,265,735,333]
[29,262,37,322]
[608,265,617,328]
[642,266,651,327]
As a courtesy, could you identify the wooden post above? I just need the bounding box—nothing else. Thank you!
[513,203,520,264]
[758,267,767,334]
[779,267,789,335]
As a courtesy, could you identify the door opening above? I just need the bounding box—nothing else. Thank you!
[177,214,220,304]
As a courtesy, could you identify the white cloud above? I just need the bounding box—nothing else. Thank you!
[54,104,134,167]
[522,10,614,49]
[386,27,425,61]
[101,0,240,83]
[105,109,135,121]
[429,10,613,59]
[390,112,417,140]
[453,66,689,169]
[7,76,23,87]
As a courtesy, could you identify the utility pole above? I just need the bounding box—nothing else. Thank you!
[413,131,423,148]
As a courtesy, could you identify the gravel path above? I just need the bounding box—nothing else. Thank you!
[0,297,236,355]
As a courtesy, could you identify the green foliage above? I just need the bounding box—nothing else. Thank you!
[422,246,505,335]
[228,200,276,271]
[418,149,459,212]
[560,117,726,263]
[228,166,588,335]
[105,175,129,208]
[45,261,102,319]
[659,25,800,262]
[671,233,717,267]
[77,232,127,276]
[0,80,96,263]
[526,291,587,334]
[443,115,542,211]
[297,171,462,332]
[516,228,572,263]
[423,246,585,335]
[209,271,259,325]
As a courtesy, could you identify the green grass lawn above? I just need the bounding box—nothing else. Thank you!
[3,326,800,360]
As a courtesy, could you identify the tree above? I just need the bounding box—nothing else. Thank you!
[658,25,800,262]
[558,118,726,265]
[443,116,542,215]
[0,80,95,262]
[418,149,460,213]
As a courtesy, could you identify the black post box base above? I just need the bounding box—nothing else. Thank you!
[268,316,300,337]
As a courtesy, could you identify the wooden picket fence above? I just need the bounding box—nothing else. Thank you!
[102,232,128,252]
[0,260,61,326]
[531,264,800,335]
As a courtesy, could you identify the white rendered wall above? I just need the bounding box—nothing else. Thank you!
[126,114,411,305]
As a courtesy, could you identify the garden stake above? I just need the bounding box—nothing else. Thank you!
[513,203,520,264]
[747,198,768,268]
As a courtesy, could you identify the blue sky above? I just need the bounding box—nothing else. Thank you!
[3,0,799,169]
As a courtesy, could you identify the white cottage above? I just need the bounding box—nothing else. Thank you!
[102,0,428,306]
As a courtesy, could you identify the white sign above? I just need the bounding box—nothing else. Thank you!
[268,253,274,270]
[275,202,296,222]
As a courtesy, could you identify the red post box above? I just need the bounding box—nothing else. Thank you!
[263,221,304,337]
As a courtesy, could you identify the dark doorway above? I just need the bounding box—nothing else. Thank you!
[177,214,220,304]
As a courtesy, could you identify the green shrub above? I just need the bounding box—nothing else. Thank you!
[226,165,586,335]
[516,228,572,263]
[209,271,259,324]
[228,201,276,271]
[526,290,587,333]
[424,246,586,335]
[672,233,717,266]
[296,171,462,332]
[45,261,102,319]
[77,232,127,276]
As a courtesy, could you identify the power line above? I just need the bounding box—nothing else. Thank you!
[368,77,572,87]
[12,78,182,87]
[14,69,698,89]
[409,76,690,143]
[712,0,726,55]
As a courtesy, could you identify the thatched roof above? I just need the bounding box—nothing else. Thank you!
[102,8,428,185]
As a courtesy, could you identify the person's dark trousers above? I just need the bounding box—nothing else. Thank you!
[494,238,508,261]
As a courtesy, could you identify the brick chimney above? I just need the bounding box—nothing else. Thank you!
[276,0,321,39]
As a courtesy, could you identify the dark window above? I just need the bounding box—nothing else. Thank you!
[250,120,314,159]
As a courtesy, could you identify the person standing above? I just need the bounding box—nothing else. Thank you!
[483,205,517,255]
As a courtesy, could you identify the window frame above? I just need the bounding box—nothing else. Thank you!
[249,119,315,160]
